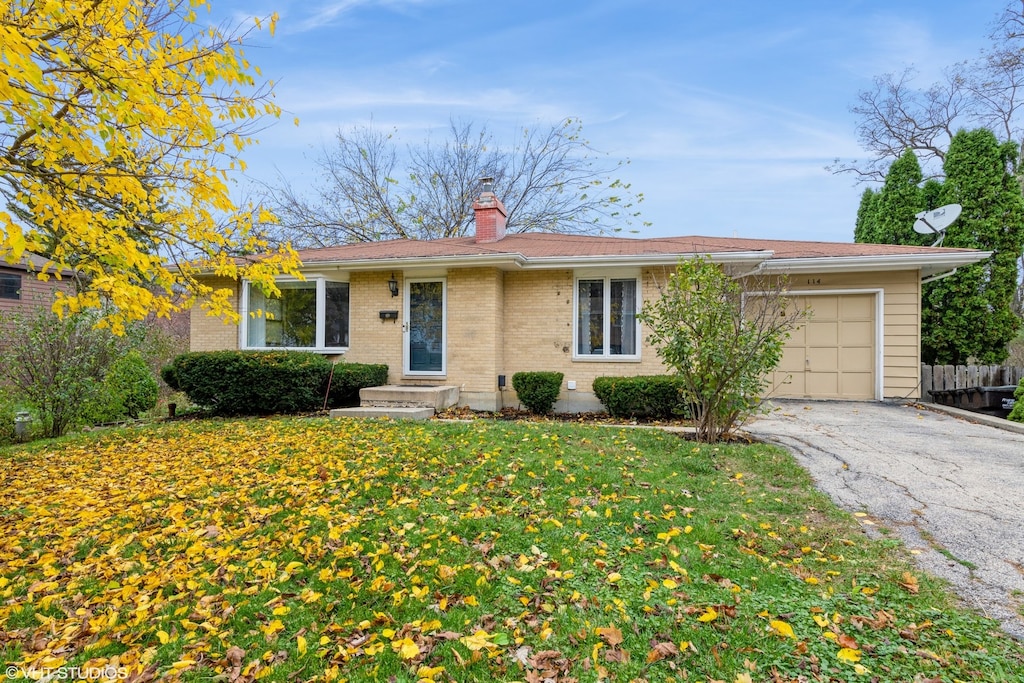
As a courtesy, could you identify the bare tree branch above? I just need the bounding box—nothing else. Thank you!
[262,118,645,248]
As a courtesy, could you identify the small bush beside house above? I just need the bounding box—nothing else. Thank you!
[593,375,691,419]
[162,351,389,416]
[162,351,332,416]
[101,352,159,420]
[326,362,389,408]
[512,371,564,414]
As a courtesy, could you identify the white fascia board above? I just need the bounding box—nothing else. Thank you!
[298,254,527,271]
[760,252,992,279]
[297,250,774,272]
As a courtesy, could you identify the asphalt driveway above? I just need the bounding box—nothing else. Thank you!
[743,400,1024,640]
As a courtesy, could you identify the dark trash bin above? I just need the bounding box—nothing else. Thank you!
[929,385,1016,419]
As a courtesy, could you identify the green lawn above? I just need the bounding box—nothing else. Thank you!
[1,417,1022,682]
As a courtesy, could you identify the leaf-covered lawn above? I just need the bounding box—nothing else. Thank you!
[1,418,1022,682]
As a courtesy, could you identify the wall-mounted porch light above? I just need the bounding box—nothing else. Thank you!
[388,273,399,297]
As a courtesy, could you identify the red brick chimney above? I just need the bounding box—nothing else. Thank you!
[472,177,507,243]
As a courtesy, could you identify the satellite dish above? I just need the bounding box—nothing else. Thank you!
[913,204,962,246]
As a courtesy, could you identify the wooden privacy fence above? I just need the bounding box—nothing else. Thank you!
[920,364,1024,402]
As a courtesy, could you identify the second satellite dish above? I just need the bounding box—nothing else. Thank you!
[914,204,962,246]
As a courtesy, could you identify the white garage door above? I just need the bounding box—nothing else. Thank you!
[769,293,877,400]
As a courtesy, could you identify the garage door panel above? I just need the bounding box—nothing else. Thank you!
[778,346,806,372]
[842,372,874,398]
[841,346,873,368]
[812,297,839,317]
[806,372,839,396]
[806,347,838,372]
[787,322,806,345]
[806,321,839,346]
[769,369,804,396]
[840,320,873,345]
[841,295,874,318]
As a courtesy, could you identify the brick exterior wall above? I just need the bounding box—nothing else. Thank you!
[189,277,240,352]
[0,265,74,316]
[500,267,672,411]
[342,271,403,381]
[447,268,503,409]
[472,193,507,243]
[189,264,925,408]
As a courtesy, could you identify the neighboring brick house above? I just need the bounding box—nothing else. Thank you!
[0,254,76,317]
[190,188,989,411]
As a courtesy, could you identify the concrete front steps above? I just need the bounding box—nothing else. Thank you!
[329,385,459,421]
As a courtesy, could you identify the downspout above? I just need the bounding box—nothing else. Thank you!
[729,259,769,279]
[921,268,957,285]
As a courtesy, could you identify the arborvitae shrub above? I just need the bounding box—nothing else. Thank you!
[101,351,159,419]
[512,371,564,414]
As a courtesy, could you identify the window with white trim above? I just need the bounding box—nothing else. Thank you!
[575,276,639,358]
[242,279,349,351]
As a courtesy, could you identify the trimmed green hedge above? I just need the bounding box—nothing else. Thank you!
[326,362,389,408]
[512,371,564,414]
[161,351,388,416]
[592,375,691,419]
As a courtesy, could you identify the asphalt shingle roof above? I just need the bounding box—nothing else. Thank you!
[292,232,981,264]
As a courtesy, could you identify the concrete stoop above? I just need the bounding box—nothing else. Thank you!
[329,385,459,421]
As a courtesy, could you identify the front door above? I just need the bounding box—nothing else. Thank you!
[405,279,446,375]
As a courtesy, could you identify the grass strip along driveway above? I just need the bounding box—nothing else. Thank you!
[1,418,1023,682]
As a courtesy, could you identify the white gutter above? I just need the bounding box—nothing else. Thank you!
[921,268,958,284]
[298,250,775,272]
[299,253,526,271]
[212,246,990,281]
[761,251,992,279]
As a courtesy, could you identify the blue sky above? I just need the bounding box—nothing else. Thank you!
[213,0,1004,243]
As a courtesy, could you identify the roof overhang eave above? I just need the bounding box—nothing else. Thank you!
[294,250,776,272]
[760,252,992,279]
[296,253,527,271]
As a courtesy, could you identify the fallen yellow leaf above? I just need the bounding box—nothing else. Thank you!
[770,619,796,639]
[697,606,718,623]
[459,630,498,652]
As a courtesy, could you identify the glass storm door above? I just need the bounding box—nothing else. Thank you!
[405,279,446,374]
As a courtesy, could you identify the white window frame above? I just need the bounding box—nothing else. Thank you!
[572,270,642,361]
[239,276,350,353]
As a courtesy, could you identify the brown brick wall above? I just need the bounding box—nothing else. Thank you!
[0,266,74,316]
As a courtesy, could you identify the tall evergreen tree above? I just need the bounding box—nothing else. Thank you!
[876,149,928,246]
[853,188,879,243]
[922,129,1024,364]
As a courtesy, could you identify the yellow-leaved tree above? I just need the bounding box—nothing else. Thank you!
[0,0,300,332]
